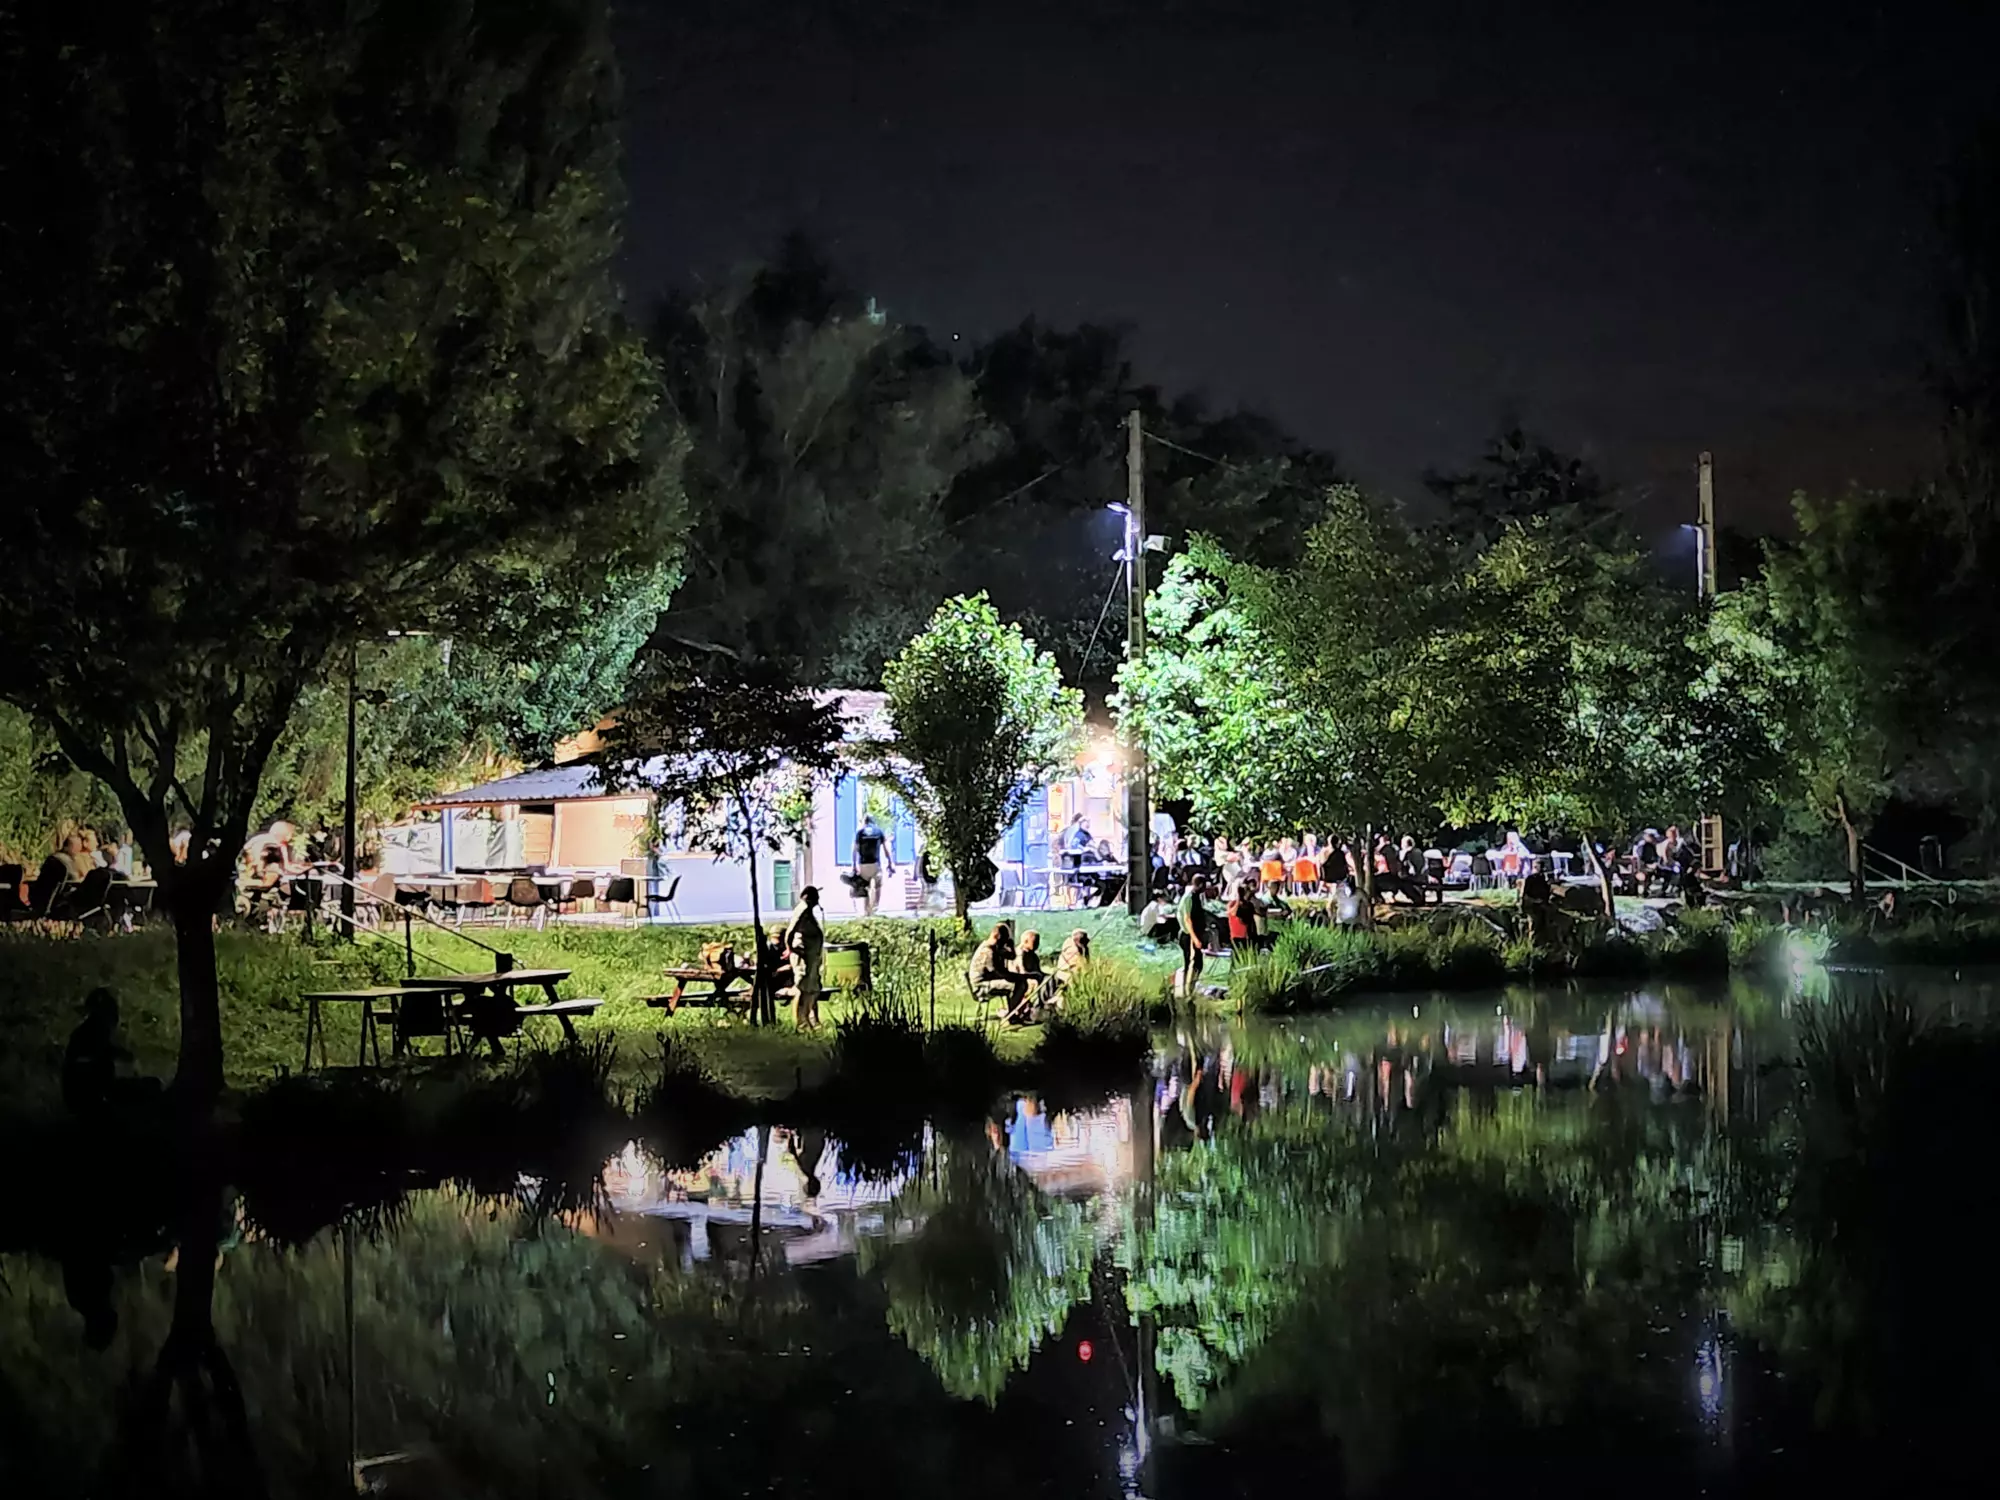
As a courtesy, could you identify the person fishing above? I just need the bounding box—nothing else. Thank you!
[782,884,826,1029]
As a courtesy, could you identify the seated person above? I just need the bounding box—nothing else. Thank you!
[1228,879,1273,953]
[1054,929,1091,994]
[968,923,1027,1013]
[1521,867,1554,907]
[63,989,160,1118]
[1137,893,1178,944]
[1013,930,1051,1017]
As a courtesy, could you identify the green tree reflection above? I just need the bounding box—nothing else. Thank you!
[862,1139,1096,1404]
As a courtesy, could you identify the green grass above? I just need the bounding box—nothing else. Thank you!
[0,905,1181,1110]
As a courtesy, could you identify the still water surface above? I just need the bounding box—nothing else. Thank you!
[4,969,1997,1497]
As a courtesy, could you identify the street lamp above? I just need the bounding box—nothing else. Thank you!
[342,630,434,934]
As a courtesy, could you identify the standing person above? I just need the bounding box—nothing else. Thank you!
[1151,807,1179,869]
[782,885,825,1029]
[851,812,894,917]
[1227,876,1270,955]
[1177,873,1214,998]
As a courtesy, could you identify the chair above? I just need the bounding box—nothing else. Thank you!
[450,877,496,926]
[396,989,455,1057]
[0,864,26,924]
[505,876,547,928]
[562,876,598,919]
[603,875,637,924]
[59,866,117,932]
[654,873,683,922]
[1470,854,1495,891]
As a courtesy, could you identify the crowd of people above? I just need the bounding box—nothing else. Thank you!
[1122,821,1721,996]
[1,825,147,923]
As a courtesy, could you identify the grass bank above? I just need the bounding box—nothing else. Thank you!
[0,908,1170,1109]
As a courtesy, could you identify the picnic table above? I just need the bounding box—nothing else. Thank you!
[297,984,464,1070]
[406,968,604,1059]
[647,961,759,1015]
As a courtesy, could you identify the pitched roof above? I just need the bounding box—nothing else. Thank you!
[418,759,664,808]
[414,689,891,810]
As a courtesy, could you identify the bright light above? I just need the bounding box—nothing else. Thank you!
[1107,502,1130,516]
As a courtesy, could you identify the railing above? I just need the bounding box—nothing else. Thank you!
[305,871,510,979]
[1860,842,1945,888]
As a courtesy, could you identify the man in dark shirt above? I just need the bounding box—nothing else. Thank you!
[852,814,894,916]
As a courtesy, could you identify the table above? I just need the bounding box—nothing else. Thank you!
[1050,861,1125,909]
[649,963,757,1014]
[297,985,457,1070]
[407,968,580,1058]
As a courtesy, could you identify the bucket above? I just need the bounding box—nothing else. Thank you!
[822,941,872,992]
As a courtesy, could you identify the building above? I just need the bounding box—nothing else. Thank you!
[389,692,1134,921]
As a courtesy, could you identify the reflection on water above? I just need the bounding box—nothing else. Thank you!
[4,971,1998,1496]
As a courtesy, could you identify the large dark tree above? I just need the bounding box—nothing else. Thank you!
[1423,424,1615,544]
[0,0,678,1106]
[651,236,995,685]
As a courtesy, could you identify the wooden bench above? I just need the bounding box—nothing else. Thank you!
[510,998,604,1042]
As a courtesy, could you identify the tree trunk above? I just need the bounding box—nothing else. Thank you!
[1835,786,1865,905]
[954,874,970,929]
[744,806,772,1027]
[1354,828,1376,928]
[169,877,225,1112]
[1584,838,1617,922]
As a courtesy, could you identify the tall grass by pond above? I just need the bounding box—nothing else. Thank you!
[1233,908,1736,1012]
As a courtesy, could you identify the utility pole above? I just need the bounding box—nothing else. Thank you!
[341,642,358,935]
[1696,453,1725,874]
[1696,451,1718,604]
[1125,409,1150,916]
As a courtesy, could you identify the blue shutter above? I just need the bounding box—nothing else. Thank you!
[834,775,857,862]
[1003,804,1027,864]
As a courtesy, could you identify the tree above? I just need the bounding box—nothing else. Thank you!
[598,652,848,1023]
[1747,491,1979,896]
[877,596,1083,924]
[861,1138,1096,1405]
[652,237,995,684]
[1424,424,1614,544]
[1116,492,1446,909]
[256,574,674,842]
[0,0,679,1106]
[1415,519,1715,914]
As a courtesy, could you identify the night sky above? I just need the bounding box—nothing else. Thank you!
[617,0,1998,535]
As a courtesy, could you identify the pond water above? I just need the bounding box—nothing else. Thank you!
[4,969,1998,1497]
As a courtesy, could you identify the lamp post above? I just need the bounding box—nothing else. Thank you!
[341,631,434,937]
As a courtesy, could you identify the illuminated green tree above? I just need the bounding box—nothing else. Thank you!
[877,596,1083,924]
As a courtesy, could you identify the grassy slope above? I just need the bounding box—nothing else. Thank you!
[0,906,1180,1109]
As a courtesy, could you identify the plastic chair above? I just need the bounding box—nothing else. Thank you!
[655,873,683,921]
[505,876,546,928]
[560,875,597,919]
[603,875,638,923]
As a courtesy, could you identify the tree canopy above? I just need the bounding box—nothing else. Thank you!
[0,0,679,1100]
[877,595,1083,922]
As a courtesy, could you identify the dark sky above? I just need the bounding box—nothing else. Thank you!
[616,0,1998,535]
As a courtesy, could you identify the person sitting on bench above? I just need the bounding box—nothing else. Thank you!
[968,922,1027,1016]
